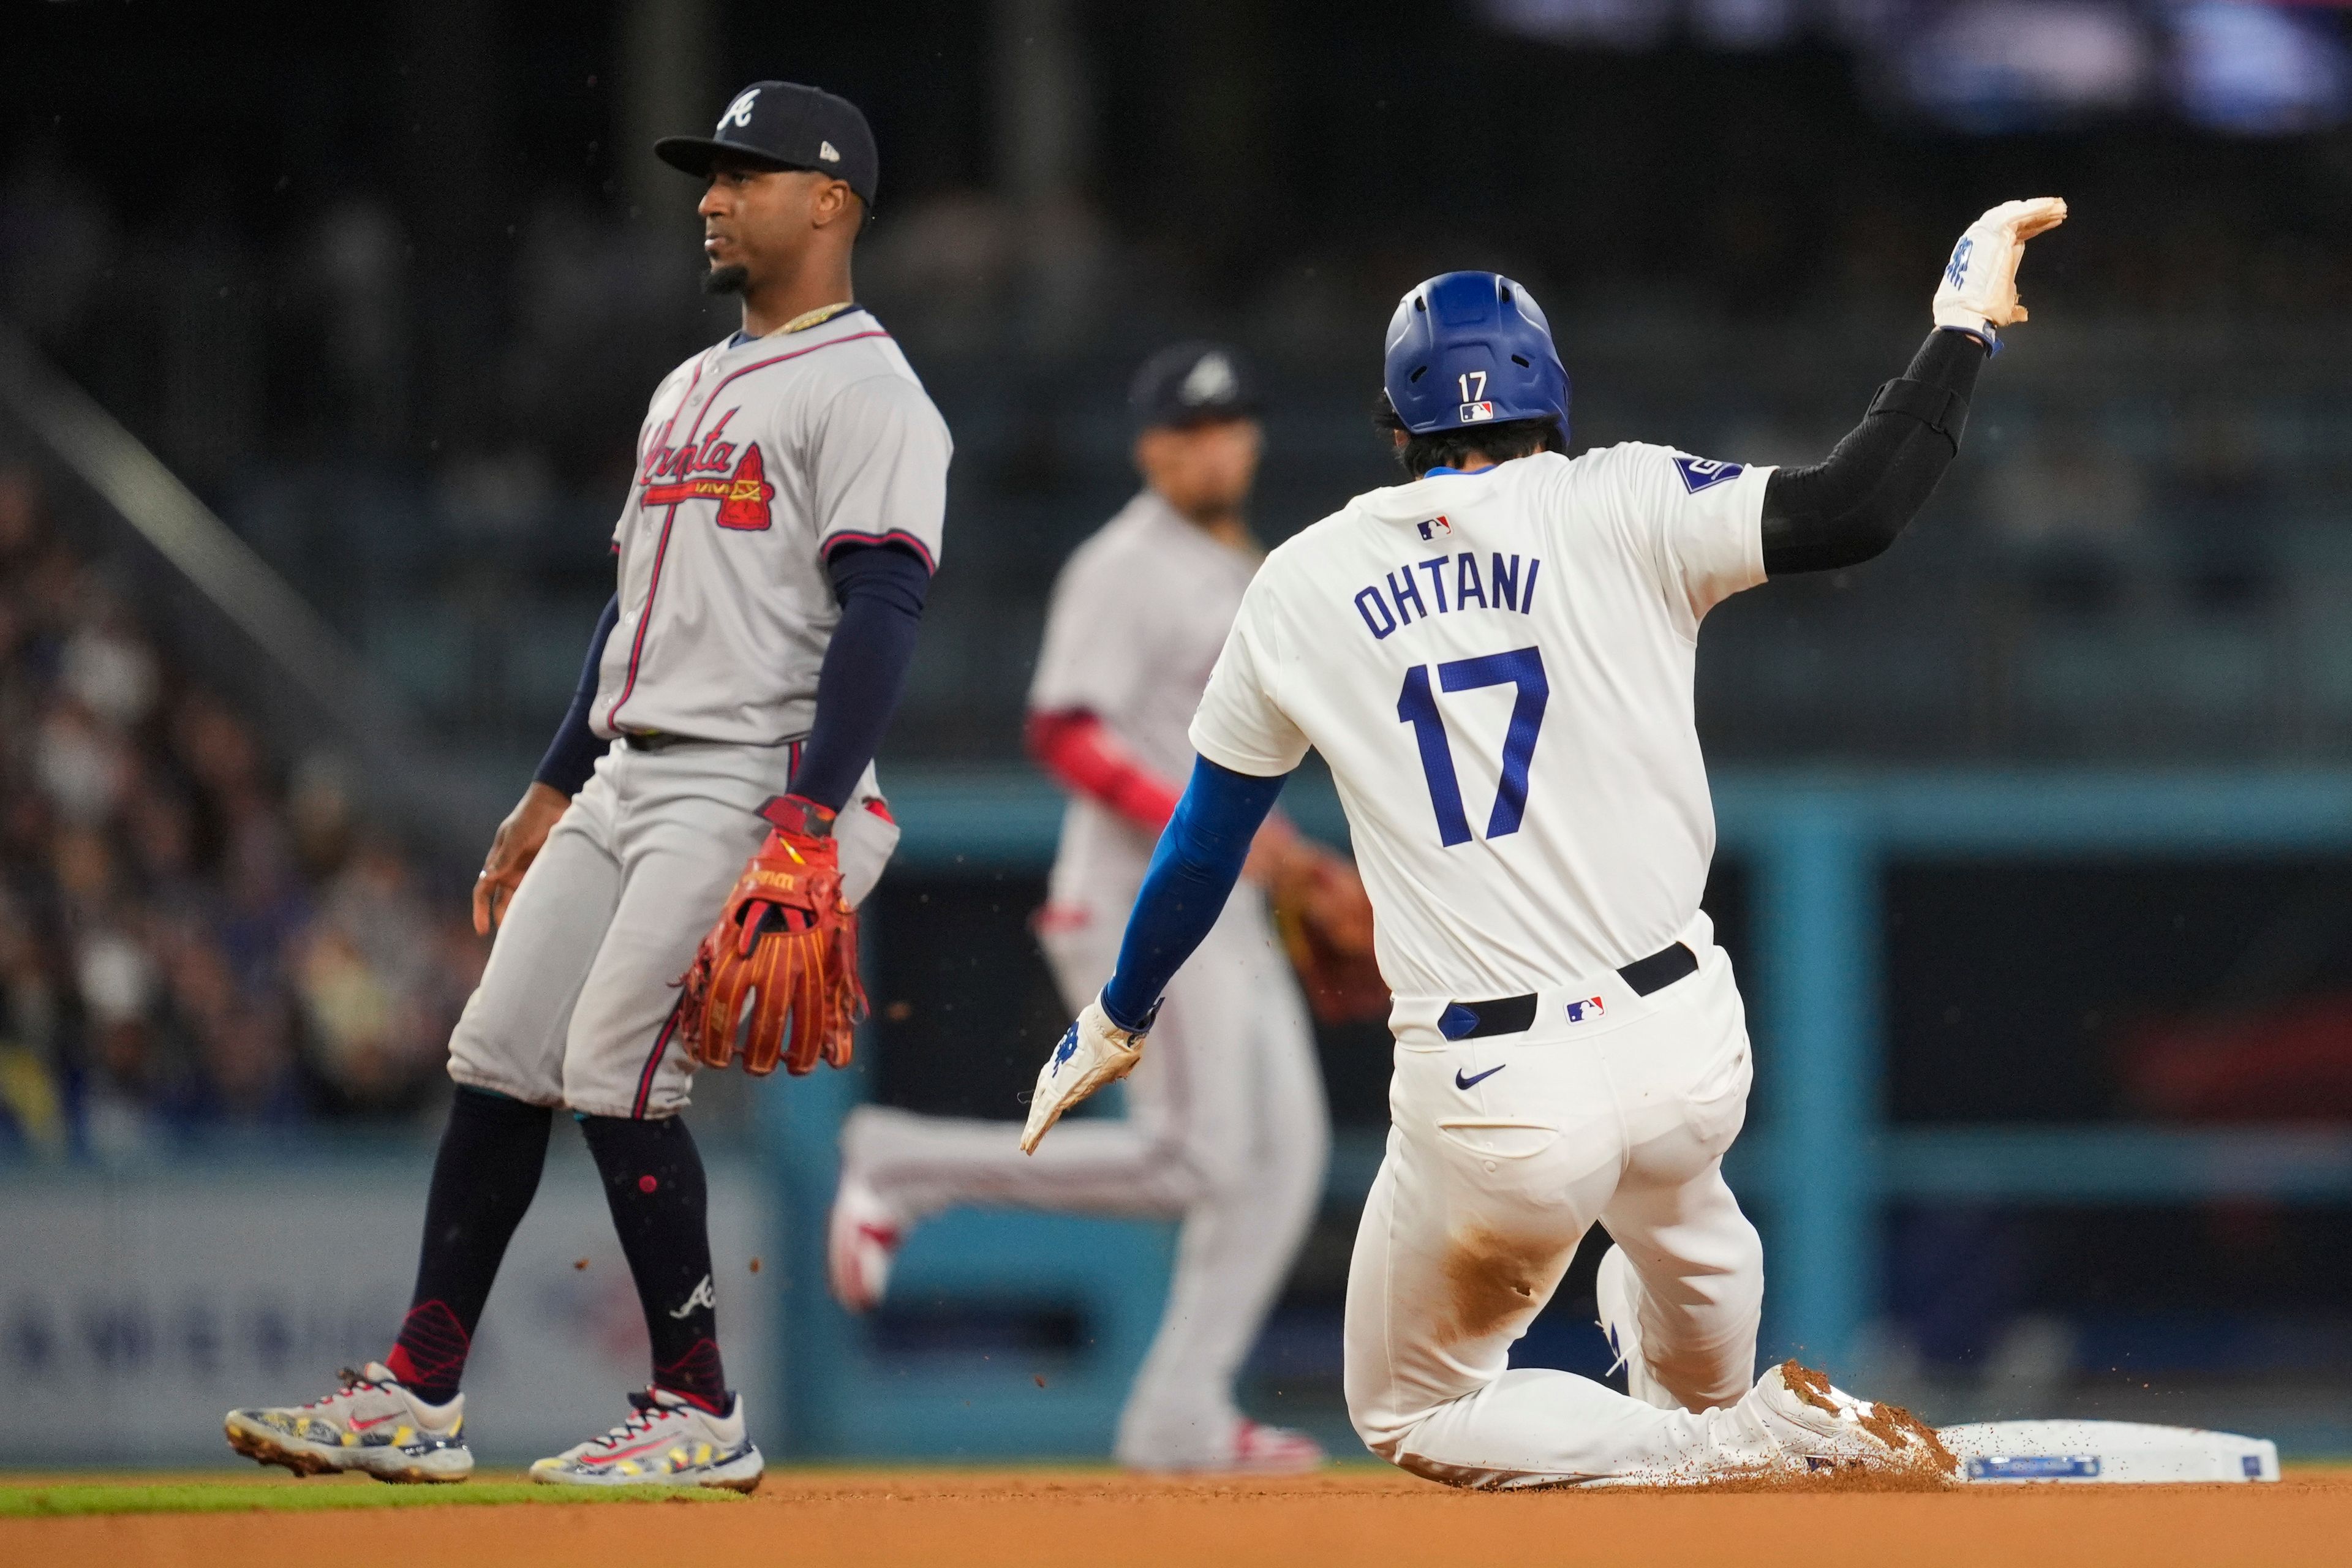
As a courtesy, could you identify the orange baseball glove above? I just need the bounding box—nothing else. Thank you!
[677,796,865,1077]
[1268,845,1388,1026]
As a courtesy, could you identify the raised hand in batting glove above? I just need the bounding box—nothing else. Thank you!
[1932,197,2067,348]
[676,794,866,1078]
[1020,995,1158,1154]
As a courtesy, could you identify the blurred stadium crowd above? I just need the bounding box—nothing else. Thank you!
[0,466,479,1158]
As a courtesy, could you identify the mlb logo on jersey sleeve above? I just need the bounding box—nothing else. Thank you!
[1415,515,1452,541]
[1460,401,1496,424]
[1564,996,1606,1024]
[1673,456,1744,494]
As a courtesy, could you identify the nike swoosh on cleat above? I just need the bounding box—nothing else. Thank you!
[1454,1065,1506,1090]
[347,1413,398,1430]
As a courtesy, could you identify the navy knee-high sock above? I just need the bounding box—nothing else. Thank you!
[386,1086,553,1403]
[578,1113,729,1414]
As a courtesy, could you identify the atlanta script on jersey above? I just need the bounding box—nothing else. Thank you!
[595,307,952,747]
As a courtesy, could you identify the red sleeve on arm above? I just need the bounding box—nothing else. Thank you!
[1027,709,1183,834]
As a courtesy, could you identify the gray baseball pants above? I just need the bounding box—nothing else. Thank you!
[447,739,898,1119]
[842,888,1329,1468]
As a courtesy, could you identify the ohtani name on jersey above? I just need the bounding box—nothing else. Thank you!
[1352,552,1540,641]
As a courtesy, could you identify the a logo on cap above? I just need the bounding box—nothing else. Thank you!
[819,140,842,163]
[1181,352,1238,406]
[720,88,760,131]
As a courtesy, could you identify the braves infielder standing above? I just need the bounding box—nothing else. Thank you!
[225,81,949,1490]
[1020,199,2066,1485]
[831,345,1355,1473]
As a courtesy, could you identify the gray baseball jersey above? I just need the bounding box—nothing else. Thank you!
[1028,488,1258,915]
[593,307,952,745]
[842,482,1327,1469]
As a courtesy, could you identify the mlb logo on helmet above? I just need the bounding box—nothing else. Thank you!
[1565,996,1606,1024]
[1459,401,1496,424]
[1416,515,1452,540]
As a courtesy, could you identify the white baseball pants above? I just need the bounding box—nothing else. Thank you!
[843,888,1329,1468]
[1346,926,1767,1487]
[446,739,897,1120]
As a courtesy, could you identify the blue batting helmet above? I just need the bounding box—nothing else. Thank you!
[1381,271,1570,440]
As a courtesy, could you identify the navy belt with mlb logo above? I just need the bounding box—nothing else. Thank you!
[1438,941,1699,1041]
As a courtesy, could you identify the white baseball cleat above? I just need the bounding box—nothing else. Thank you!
[224,1362,472,1483]
[528,1388,764,1492]
[1125,1419,1326,1476]
[827,1168,907,1313]
[1744,1360,1957,1480]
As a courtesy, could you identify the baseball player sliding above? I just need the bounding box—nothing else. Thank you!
[1022,200,2067,1486]
[830,344,1376,1473]
[224,81,950,1490]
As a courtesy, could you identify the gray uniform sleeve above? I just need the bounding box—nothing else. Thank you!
[812,372,952,570]
[1028,540,1149,717]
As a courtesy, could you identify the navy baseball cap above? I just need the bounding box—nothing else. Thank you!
[1129,342,1261,431]
[655,81,878,208]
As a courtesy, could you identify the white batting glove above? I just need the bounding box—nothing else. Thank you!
[1019,995,1155,1154]
[1932,197,2068,347]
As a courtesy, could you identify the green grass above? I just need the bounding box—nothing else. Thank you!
[0,1473,745,1518]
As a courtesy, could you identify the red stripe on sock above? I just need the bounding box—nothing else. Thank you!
[653,1337,728,1414]
[386,1300,471,1396]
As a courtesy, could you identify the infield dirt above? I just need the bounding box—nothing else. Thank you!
[5,1466,2346,1566]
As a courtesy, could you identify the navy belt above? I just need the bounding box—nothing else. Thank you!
[1439,941,1699,1041]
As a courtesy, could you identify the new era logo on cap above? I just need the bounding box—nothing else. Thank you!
[820,140,841,163]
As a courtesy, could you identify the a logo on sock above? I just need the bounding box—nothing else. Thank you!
[669,1274,718,1319]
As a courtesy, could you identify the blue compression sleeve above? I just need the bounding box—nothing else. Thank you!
[1099,756,1289,1030]
[533,594,619,795]
[787,543,932,810]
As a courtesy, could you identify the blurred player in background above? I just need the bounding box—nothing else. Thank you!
[224,81,948,1491]
[831,344,1376,1474]
[1020,202,2066,1485]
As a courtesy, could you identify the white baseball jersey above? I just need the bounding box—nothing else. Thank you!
[592,307,952,745]
[1030,489,1258,914]
[1189,444,1771,1006]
